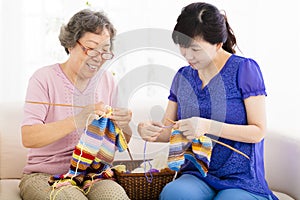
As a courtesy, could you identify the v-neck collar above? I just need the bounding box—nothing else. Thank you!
[192,54,234,92]
[57,63,92,94]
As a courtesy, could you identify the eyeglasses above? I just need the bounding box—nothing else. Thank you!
[76,41,114,60]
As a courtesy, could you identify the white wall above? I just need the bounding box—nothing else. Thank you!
[1,0,300,138]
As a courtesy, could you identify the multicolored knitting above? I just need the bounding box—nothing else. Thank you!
[48,116,128,189]
[168,129,213,176]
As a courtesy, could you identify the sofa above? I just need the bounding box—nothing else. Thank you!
[0,101,299,200]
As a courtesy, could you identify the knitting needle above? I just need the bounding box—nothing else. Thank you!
[26,101,86,108]
[209,138,249,159]
[27,100,134,160]
[166,118,250,160]
[161,124,174,129]
[106,108,134,161]
[118,129,134,161]
[126,147,134,161]
[166,118,176,124]
[160,118,176,129]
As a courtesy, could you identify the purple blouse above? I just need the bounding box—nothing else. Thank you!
[168,55,278,200]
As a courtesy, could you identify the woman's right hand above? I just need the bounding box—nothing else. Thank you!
[74,101,107,128]
[137,121,164,142]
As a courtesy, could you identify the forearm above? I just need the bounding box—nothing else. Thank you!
[208,120,266,143]
[21,116,76,148]
[155,100,177,143]
[155,128,172,143]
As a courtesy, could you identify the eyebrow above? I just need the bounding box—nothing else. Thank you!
[84,40,97,45]
[190,43,202,48]
[85,40,111,47]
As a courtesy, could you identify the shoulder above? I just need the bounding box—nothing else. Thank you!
[26,64,62,94]
[178,65,193,74]
[234,56,266,98]
[231,55,261,69]
[31,63,60,79]
[174,65,194,79]
[226,54,257,68]
[170,66,195,86]
[225,55,262,78]
[236,55,263,79]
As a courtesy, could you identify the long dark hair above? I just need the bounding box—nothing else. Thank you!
[172,2,236,54]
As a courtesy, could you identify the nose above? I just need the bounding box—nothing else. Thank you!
[181,47,193,60]
[91,54,103,63]
[185,48,194,60]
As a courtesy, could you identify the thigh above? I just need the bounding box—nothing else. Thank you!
[19,173,87,200]
[160,174,216,200]
[86,179,129,200]
[214,189,270,200]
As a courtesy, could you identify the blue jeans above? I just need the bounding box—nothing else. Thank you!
[160,174,272,200]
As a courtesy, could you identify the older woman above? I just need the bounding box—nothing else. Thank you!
[20,9,131,200]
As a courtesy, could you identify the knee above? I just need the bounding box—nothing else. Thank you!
[159,175,215,200]
[160,182,185,200]
[214,189,267,200]
[87,180,129,200]
[160,182,200,200]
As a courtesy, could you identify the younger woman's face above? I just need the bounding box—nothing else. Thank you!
[179,37,219,70]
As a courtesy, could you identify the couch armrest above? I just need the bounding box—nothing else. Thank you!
[0,102,28,179]
[264,129,300,199]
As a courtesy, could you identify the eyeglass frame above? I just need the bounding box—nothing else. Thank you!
[76,41,114,60]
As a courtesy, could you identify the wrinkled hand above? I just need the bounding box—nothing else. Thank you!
[74,101,107,128]
[174,117,210,140]
[108,107,132,130]
[138,121,164,142]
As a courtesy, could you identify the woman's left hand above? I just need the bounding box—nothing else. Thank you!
[174,117,211,140]
[109,107,132,130]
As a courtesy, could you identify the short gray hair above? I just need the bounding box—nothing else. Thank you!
[59,9,116,54]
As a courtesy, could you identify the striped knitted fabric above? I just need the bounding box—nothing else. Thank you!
[168,129,213,176]
[49,117,128,188]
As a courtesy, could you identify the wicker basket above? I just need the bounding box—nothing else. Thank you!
[113,160,177,200]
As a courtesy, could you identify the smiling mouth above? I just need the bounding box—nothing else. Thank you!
[87,63,98,70]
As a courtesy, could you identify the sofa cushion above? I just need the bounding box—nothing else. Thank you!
[0,179,22,200]
[273,191,294,200]
[0,180,294,200]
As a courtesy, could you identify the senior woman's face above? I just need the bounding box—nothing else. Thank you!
[72,29,112,80]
